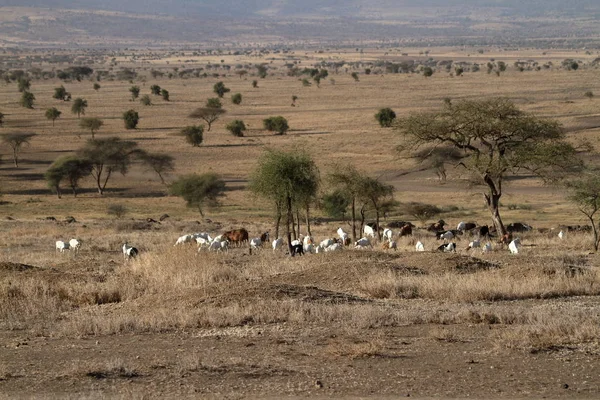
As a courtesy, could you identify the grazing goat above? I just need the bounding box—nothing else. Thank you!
[507,223,533,233]
[509,238,521,254]
[466,240,480,251]
[415,241,425,252]
[56,240,70,253]
[439,231,454,242]
[325,243,343,252]
[437,242,456,253]
[290,243,304,257]
[336,227,348,243]
[399,224,412,237]
[175,234,194,246]
[558,230,565,240]
[363,225,376,238]
[122,242,138,260]
[69,239,81,252]
[383,228,394,241]
[222,229,249,246]
[272,238,284,252]
[482,243,493,253]
[354,237,371,249]
[428,220,446,232]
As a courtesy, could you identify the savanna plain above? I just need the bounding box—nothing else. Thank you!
[1,46,600,398]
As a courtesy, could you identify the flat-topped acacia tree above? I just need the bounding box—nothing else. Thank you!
[395,98,583,235]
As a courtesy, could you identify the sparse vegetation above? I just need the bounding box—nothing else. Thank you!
[71,98,88,118]
[179,125,204,147]
[19,91,35,109]
[213,81,230,98]
[79,117,104,139]
[129,85,140,101]
[122,109,139,129]
[226,120,247,137]
[231,93,242,105]
[170,173,226,216]
[375,108,396,127]
[263,116,289,135]
[1,132,35,167]
[189,99,225,131]
[45,107,61,126]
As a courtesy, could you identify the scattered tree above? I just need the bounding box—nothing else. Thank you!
[422,67,434,77]
[231,93,242,105]
[396,98,582,235]
[45,156,93,198]
[140,94,152,106]
[252,80,258,88]
[585,91,594,99]
[79,117,104,139]
[93,83,101,91]
[291,95,298,106]
[107,203,128,219]
[45,107,62,126]
[351,72,359,82]
[357,176,394,240]
[567,171,600,251]
[53,85,70,101]
[1,132,35,167]
[19,91,35,109]
[17,77,30,93]
[140,152,175,185]
[213,81,230,98]
[77,137,140,195]
[321,190,350,220]
[129,85,140,101]
[161,89,170,101]
[170,173,226,216]
[256,65,268,78]
[71,98,88,118]
[375,108,397,127]
[263,116,289,135]
[189,99,226,131]
[250,149,319,240]
[226,120,246,137]
[122,109,139,129]
[150,85,161,95]
[179,125,204,147]
[401,202,442,225]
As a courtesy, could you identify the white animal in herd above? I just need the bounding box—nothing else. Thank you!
[354,237,371,249]
[272,238,284,252]
[508,238,521,254]
[467,240,480,251]
[325,243,343,252]
[208,240,229,253]
[69,238,81,252]
[383,228,393,241]
[55,240,70,253]
[320,238,336,249]
[363,225,376,238]
[415,241,425,252]
[439,231,454,242]
[175,234,194,246]
[558,230,565,240]
[122,242,138,259]
[336,227,348,243]
[482,243,493,253]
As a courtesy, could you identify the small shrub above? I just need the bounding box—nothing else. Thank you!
[161,89,170,101]
[140,95,152,106]
[226,120,246,137]
[263,116,289,135]
[122,109,139,129]
[107,204,127,219]
[375,108,396,128]
[231,93,242,105]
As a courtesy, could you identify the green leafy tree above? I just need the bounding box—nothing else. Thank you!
[129,85,140,101]
[77,137,140,195]
[415,146,463,182]
[321,190,350,220]
[170,173,226,216]
[0,112,4,127]
[123,109,139,129]
[179,125,204,147]
[93,83,101,91]
[231,93,242,105]
[45,107,62,126]
[140,94,152,106]
[53,85,69,101]
[256,65,268,78]
[252,80,258,88]
[140,152,175,185]
[422,67,433,77]
[150,85,161,95]
[213,81,230,98]
[226,120,246,137]
[20,91,35,109]
[45,156,93,198]
[567,171,600,250]
[396,98,582,235]
[351,72,359,82]
[401,202,442,226]
[263,116,289,135]
[71,98,87,118]
[161,89,170,101]
[189,99,226,131]
[250,149,319,240]
[17,77,30,93]
[79,117,104,139]
[375,108,397,127]
[1,132,35,167]
[357,176,394,239]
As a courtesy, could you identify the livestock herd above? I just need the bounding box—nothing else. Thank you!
[54,219,569,260]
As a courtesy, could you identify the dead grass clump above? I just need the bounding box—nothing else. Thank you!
[359,270,419,299]
[326,337,386,359]
[429,326,462,342]
[498,317,600,353]
[542,255,590,277]
[85,359,139,379]
[115,221,157,232]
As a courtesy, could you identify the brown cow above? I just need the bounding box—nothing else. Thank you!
[399,224,413,237]
[223,228,249,246]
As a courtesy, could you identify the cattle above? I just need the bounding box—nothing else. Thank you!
[506,222,533,233]
[399,224,413,237]
[428,220,446,232]
[222,228,249,246]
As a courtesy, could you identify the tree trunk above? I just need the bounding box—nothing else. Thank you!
[586,214,599,251]
[351,198,357,243]
[296,209,301,239]
[286,195,293,255]
[485,193,506,235]
[359,205,366,239]
[375,209,381,241]
[305,203,311,236]
[274,208,281,240]
[12,149,18,168]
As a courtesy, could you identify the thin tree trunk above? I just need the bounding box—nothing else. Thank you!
[351,197,357,243]
[305,203,311,236]
[286,195,293,255]
[485,193,506,236]
[12,148,18,168]
[375,209,381,241]
[275,201,282,239]
[360,205,366,239]
[296,209,300,239]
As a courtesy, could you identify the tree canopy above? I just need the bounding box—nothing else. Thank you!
[396,98,582,234]
[71,98,87,118]
[170,173,226,216]
[79,117,103,139]
[1,132,35,167]
[567,171,600,251]
[189,100,226,131]
[45,156,93,198]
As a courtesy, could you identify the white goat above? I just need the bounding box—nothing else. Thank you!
[68,238,81,252]
[354,237,371,249]
[415,241,425,252]
[326,243,343,252]
[383,228,393,241]
[509,238,521,254]
[175,234,194,246]
[320,238,336,248]
[272,238,284,252]
[439,231,454,242]
[363,225,376,238]
[56,240,70,253]
[250,237,263,249]
[482,242,493,253]
[122,242,138,259]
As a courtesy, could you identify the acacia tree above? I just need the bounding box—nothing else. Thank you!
[328,165,364,242]
[140,152,175,185]
[414,146,463,182]
[71,98,87,118]
[170,173,225,216]
[396,98,582,235]
[179,125,204,147]
[45,156,93,198]
[45,107,61,126]
[20,91,35,109]
[213,81,230,98]
[357,176,394,240]
[77,137,140,195]
[1,132,35,167]
[567,171,600,251]
[250,149,319,241]
[263,116,289,135]
[189,99,226,131]
[79,117,104,139]
[375,108,396,127]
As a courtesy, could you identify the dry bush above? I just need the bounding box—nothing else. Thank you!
[326,336,386,359]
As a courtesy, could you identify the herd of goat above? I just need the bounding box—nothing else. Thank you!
[53,219,570,260]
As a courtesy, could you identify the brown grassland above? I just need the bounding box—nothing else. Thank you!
[1,47,600,398]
